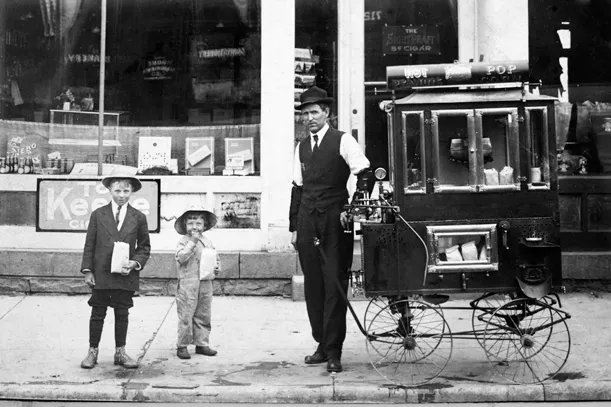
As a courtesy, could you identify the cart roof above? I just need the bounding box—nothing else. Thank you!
[391,88,557,106]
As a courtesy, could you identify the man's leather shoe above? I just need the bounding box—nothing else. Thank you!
[114,346,139,369]
[304,352,327,364]
[81,347,98,369]
[195,346,217,356]
[177,347,191,359]
[327,359,343,373]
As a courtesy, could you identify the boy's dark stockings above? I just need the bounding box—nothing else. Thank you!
[89,306,129,348]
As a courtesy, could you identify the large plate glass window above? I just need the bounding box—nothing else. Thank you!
[402,111,425,193]
[431,109,476,193]
[476,108,520,192]
[0,0,261,175]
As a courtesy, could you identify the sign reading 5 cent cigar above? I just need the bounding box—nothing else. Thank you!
[36,178,160,232]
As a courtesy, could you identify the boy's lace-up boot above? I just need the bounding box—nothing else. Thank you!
[114,346,139,369]
[177,347,191,359]
[81,347,99,369]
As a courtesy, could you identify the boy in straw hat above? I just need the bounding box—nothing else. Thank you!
[174,205,221,359]
[80,168,151,369]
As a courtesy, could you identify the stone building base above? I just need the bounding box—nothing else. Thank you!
[0,250,609,298]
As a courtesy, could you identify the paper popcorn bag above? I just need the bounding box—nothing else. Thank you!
[199,247,218,280]
[484,168,499,185]
[445,245,463,262]
[111,242,130,273]
[461,241,478,261]
[499,166,514,185]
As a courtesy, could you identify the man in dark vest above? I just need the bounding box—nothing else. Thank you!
[289,86,374,373]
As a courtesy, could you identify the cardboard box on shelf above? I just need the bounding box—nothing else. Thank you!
[185,137,214,174]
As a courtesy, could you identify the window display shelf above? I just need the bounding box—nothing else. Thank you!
[0,173,263,194]
[49,110,129,127]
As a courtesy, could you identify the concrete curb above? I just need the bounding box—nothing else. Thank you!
[3,380,611,403]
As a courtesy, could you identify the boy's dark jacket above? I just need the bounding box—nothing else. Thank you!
[81,203,151,291]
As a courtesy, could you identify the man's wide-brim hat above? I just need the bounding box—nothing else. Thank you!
[102,168,142,192]
[297,86,334,110]
[175,204,218,235]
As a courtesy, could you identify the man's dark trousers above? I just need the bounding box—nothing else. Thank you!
[296,200,353,361]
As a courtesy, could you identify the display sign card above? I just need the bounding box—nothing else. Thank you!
[185,137,214,174]
[382,25,440,55]
[225,138,254,173]
[7,133,44,172]
[37,178,160,232]
[214,193,261,229]
[138,137,172,172]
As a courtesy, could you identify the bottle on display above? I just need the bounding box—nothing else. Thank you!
[23,156,32,174]
[17,157,25,174]
[0,157,6,174]
[8,154,14,173]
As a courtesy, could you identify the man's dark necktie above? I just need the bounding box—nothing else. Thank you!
[312,134,319,158]
[116,205,122,227]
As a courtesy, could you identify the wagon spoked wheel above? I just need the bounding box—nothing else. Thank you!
[482,298,571,384]
[366,299,453,386]
[471,292,516,354]
[363,296,388,330]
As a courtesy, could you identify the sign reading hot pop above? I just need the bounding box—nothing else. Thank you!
[36,179,160,232]
[386,60,529,89]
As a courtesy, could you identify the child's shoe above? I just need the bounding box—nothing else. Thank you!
[114,346,138,369]
[195,346,217,356]
[177,347,191,359]
[80,347,98,369]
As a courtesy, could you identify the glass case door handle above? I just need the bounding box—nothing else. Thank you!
[499,220,510,249]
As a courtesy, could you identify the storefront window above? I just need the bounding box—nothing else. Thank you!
[0,0,261,176]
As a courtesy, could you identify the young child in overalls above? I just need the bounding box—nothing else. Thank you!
[174,205,221,359]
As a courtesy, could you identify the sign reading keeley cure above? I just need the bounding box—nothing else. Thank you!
[37,179,160,232]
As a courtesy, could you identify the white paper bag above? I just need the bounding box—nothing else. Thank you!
[499,166,514,185]
[461,241,478,261]
[111,242,130,273]
[445,245,463,262]
[484,168,499,185]
[199,247,217,280]
[479,245,487,261]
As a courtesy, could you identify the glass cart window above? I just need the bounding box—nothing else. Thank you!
[479,109,520,190]
[402,112,425,193]
[426,224,499,274]
[435,113,472,189]
[526,108,550,188]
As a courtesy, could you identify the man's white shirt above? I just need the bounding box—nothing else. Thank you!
[292,123,370,186]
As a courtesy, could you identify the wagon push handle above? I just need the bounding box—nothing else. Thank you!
[312,237,374,340]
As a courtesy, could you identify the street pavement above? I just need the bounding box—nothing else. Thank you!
[0,291,610,403]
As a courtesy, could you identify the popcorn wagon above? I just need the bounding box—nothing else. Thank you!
[332,61,571,386]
